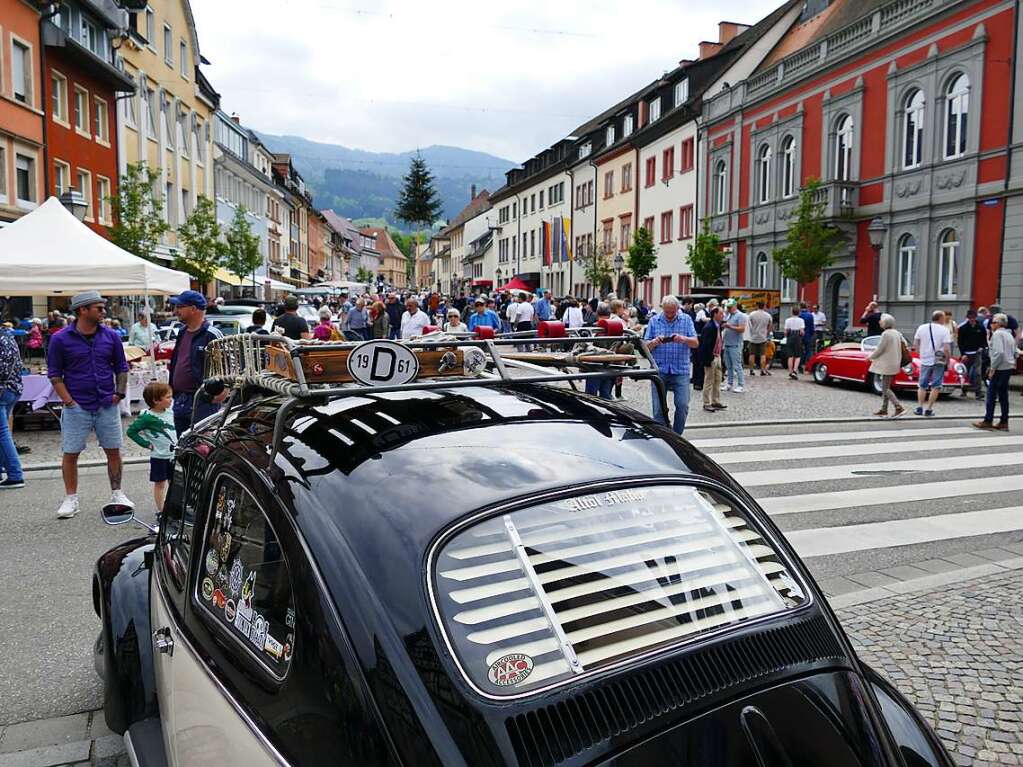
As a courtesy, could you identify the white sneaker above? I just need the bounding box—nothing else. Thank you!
[56,495,80,519]
[733,386,745,393]
[109,489,135,509]
[723,383,732,392]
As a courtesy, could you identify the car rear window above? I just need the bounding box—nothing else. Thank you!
[431,484,807,697]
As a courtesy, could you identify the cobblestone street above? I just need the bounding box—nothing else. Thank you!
[842,570,1023,767]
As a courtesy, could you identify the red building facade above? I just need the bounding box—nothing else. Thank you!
[701,0,1016,330]
[42,3,134,237]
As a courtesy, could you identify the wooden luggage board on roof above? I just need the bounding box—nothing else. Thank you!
[266,343,467,384]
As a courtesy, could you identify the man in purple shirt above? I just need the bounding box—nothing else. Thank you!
[47,291,133,519]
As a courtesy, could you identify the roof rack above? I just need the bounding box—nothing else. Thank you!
[199,332,668,462]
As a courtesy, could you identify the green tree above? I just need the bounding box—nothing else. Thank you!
[687,218,727,285]
[395,153,443,285]
[772,178,841,300]
[584,240,614,294]
[107,162,169,261]
[222,205,262,285]
[355,266,373,284]
[626,226,658,284]
[175,195,226,291]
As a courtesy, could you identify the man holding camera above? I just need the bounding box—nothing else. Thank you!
[644,295,699,435]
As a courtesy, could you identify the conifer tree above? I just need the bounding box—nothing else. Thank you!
[395,153,443,284]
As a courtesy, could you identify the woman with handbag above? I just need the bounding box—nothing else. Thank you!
[868,314,907,418]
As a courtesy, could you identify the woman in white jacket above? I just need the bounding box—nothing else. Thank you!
[867,314,906,418]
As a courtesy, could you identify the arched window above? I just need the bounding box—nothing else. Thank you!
[897,234,917,297]
[781,136,796,198]
[835,115,854,181]
[938,229,959,298]
[757,145,772,204]
[714,160,727,214]
[755,252,769,288]
[903,89,924,169]
[944,74,969,159]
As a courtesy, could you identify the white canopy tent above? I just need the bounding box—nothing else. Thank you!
[0,197,190,296]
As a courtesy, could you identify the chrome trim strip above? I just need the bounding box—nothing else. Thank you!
[155,577,291,767]
[502,515,583,674]
[123,731,141,767]
[426,474,816,702]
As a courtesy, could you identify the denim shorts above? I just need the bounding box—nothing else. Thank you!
[61,404,123,453]
[918,363,946,391]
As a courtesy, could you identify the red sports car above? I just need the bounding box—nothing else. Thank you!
[807,335,967,395]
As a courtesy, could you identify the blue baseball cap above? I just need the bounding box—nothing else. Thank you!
[168,290,207,309]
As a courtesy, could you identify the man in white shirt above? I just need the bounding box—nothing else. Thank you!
[747,302,773,376]
[400,297,430,339]
[812,304,828,350]
[912,310,952,416]
[514,293,535,330]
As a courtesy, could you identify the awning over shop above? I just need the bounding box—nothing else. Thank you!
[471,279,493,288]
[495,277,534,293]
[214,268,243,287]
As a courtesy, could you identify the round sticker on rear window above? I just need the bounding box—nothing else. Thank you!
[488,654,534,687]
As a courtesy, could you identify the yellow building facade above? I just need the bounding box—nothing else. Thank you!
[115,0,217,262]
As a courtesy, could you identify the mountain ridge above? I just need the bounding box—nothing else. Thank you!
[254,132,514,225]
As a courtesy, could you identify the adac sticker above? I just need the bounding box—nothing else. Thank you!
[487,653,533,687]
[201,577,215,601]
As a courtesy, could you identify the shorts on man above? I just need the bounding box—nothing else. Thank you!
[918,364,946,392]
[61,404,122,453]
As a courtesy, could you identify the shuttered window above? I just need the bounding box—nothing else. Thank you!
[432,484,806,697]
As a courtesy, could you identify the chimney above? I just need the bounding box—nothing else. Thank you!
[699,41,723,59]
[718,21,750,45]
[678,58,695,68]
[471,184,477,200]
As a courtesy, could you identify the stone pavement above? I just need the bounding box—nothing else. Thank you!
[0,710,126,767]
[3,569,1020,766]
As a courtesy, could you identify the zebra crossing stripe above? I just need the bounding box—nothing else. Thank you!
[786,507,1023,558]
[688,426,971,449]
[707,435,1023,464]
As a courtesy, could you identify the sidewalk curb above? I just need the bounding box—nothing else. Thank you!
[21,456,149,473]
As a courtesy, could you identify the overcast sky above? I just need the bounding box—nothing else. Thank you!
[193,0,782,164]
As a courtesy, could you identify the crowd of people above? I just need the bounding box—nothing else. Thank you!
[1,282,1019,515]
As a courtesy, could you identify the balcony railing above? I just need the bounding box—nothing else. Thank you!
[812,181,858,219]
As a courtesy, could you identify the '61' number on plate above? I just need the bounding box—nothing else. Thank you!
[346,340,421,387]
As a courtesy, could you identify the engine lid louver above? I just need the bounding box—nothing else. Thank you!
[431,484,807,698]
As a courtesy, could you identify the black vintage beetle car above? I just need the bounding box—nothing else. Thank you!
[94,334,953,766]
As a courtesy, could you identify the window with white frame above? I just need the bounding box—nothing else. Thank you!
[944,74,969,160]
[74,86,90,135]
[97,176,111,223]
[144,87,158,139]
[77,169,93,220]
[94,98,109,143]
[649,98,661,123]
[606,125,615,146]
[938,229,959,298]
[578,142,591,160]
[757,145,772,204]
[624,114,634,136]
[180,41,188,78]
[781,135,796,198]
[122,90,137,129]
[54,159,71,198]
[16,154,36,206]
[51,71,68,124]
[145,7,155,43]
[897,234,917,297]
[11,40,32,105]
[903,89,924,169]
[756,252,769,288]
[80,17,99,56]
[782,277,794,302]
[674,79,689,107]
[713,159,727,214]
[835,115,854,181]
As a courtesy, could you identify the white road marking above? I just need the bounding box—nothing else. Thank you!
[787,507,1023,558]
[731,451,1023,487]
[758,475,1023,516]
[708,435,1023,464]
[689,426,970,449]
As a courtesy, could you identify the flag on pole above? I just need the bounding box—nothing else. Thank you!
[551,218,561,266]
[542,221,551,266]
[563,216,572,262]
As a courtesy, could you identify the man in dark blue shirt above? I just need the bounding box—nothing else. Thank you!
[799,303,816,372]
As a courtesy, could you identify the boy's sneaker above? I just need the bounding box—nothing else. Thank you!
[723,383,732,392]
[0,478,25,489]
[924,409,935,417]
[913,407,924,416]
[109,489,135,509]
[56,495,80,519]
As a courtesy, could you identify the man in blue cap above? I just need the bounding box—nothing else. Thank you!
[167,290,224,435]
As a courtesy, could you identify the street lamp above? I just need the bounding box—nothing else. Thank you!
[867,217,887,300]
[613,252,625,294]
[60,189,88,221]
